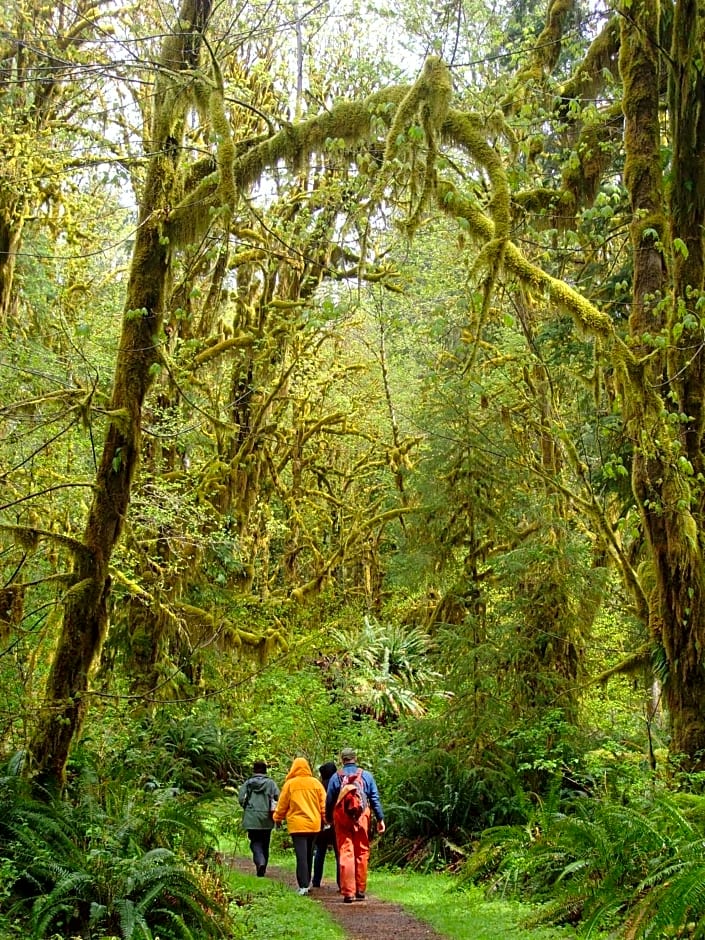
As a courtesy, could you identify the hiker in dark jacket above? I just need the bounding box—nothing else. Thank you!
[238,760,280,876]
[312,761,340,889]
[325,746,385,903]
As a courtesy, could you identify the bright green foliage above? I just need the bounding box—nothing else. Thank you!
[377,747,512,869]
[461,789,705,938]
[330,616,443,722]
[370,867,577,939]
[0,767,227,939]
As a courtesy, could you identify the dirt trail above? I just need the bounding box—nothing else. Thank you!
[226,855,448,940]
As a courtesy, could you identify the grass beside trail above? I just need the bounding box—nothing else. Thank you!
[223,844,583,940]
[369,868,581,939]
[224,866,346,939]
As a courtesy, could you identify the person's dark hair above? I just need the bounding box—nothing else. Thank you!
[319,761,337,786]
[253,760,267,774]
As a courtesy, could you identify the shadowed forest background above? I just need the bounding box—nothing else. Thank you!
[3,0,705,935]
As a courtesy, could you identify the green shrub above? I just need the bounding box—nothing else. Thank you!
[0,770,228,939]
[461,788,705,937]
[376,748,526,869]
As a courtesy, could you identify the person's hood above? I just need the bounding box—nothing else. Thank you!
[247,774,270,793]
[285,757,313,780]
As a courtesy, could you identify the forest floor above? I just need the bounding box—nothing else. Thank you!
[225,855,447,939]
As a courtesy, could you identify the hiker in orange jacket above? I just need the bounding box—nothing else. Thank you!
[325,746,386,903]
[273,757,326,895]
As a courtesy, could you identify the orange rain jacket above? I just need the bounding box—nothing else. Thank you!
[273,757,326,834]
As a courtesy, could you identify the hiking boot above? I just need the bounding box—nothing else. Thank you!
[343,896,354,903]
[256,865,266,877]
[355,892,366,900]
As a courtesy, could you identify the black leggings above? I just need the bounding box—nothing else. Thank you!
[291,832,318,888]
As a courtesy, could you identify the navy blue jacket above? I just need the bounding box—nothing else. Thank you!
[325,762,384,824]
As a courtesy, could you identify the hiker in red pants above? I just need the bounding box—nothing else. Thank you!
[325,747,386,903]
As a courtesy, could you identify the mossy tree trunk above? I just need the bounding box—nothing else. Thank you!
[621,0,705,769]
[27,0,212,790]
[659,0,705,766]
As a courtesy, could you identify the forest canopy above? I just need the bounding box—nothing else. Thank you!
[3,0,705,934]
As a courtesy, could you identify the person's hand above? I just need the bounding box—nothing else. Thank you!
[377,819,386,834]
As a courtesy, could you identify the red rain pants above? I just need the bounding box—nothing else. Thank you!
[333,806,371,898]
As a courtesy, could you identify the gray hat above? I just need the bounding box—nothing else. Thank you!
[340,747,356,763]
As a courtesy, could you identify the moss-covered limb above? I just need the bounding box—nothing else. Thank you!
[555,16,621,119]
[372,57,453,229]
[436,179,619,343]
[500,0,576,118]
[0,386,94,414]
[234,85,408,194]
[166,36,235,246]
[620,0,666,353]
[507,20,622,229]
[288,498,414,604]
[0,523,92,559]
[596,644,652,683]
[527,0,576,78]
[512,187,563,214]
[442,110,510,242]
[58,0,109,48]
[180,155,217,195]
[165,85,410,248]
[172,601,284,650]
[382,58,452,163]
[109,568,153,602]
[191,334,255,366]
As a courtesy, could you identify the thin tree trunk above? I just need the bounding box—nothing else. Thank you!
[0,218,22,325]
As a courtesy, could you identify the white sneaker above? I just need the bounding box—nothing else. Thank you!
[297,887,309,895]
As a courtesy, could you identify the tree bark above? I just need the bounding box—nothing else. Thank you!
[0,218,22,324]
[622,0,705,770]
[28,0,212,790]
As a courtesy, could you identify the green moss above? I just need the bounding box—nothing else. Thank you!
[443,110,510,241]
[557,16,620,112]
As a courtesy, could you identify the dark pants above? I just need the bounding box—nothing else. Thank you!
[291,832,318,888]
[247,828,272,874]
[312,825,339,887]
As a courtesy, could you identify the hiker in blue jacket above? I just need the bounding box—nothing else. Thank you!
[238,760,280,876]
[325,747,385,902]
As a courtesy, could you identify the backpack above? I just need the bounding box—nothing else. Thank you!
[337,769,368,821]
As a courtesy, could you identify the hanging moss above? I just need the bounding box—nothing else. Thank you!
[501,0,576,117]
[442,110,510,242]
[555,17,621,119]
[535,0,575,73]
[560,102,623,214]
[435,179,619,345]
